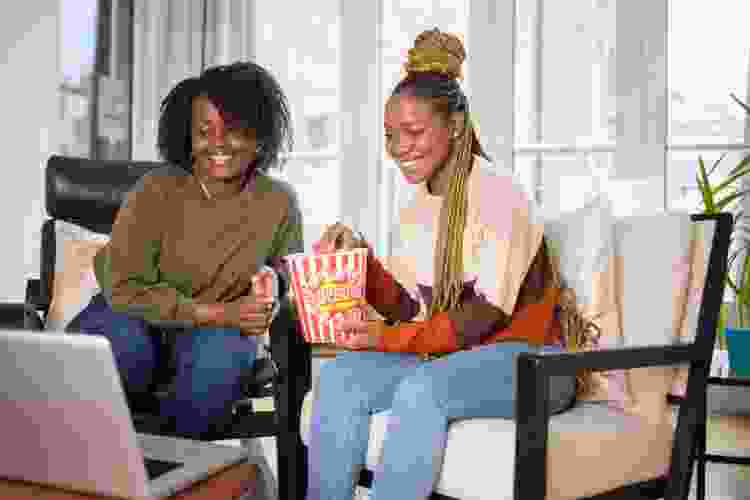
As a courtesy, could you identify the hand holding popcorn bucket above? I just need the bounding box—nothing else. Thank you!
[285,247,368,344]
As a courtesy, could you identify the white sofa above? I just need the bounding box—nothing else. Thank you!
[299,203,731,500]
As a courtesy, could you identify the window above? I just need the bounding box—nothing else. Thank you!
[667,1,750,212]
[514,0,616,216]
[253,0,341,251]
[59,0,133,160]
[514,0,750,217]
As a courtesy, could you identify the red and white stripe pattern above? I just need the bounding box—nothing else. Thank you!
[286,248,368,344]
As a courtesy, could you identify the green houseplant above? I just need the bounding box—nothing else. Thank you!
[695,93,750,375]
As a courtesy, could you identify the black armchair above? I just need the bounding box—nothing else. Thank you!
[512,212,732,500]
[13,154,312,500]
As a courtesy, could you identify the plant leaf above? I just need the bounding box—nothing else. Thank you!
[708,152,727,177]
[727,274,743,302]
[731,92,750,115]
[716,189,750,211]
[697,156,715,213]
[726,152,750,179]
[712,162,750,195]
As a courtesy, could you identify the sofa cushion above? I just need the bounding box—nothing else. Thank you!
[543,196,628,406]
[45,220,109,331]
[545,207,712,415]
[613,215,711,419]
[300,390,676,500]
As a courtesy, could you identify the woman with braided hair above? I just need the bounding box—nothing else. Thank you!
[307,29,599,500]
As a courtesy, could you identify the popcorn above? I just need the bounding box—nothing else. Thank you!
[285,248,368,343]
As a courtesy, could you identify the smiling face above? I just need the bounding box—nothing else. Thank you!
[191,94,258,182]
[384,94,453,187]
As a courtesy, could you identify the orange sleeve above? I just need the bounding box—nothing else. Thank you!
[376,312,460,354]
[482,286,560,347]
[366,254,420,323]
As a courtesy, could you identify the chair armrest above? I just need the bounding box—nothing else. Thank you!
[513,343,704,500]
[0,302,45,330]
[270,298,312,419]
[522,342,696,376]
[25,278,49,314]
[268,297,311,500]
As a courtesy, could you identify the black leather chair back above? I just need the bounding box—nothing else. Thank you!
[37,155,168,310]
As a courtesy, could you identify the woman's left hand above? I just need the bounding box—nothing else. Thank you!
[335,319,384,350]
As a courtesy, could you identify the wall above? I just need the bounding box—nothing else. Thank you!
[0,0,59,301]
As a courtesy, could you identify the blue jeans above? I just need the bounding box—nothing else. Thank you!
[69,293,257,438]
[306,342,576,500]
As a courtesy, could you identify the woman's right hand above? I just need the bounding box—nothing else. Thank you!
[313,222,369,254]
[192,270,276,335]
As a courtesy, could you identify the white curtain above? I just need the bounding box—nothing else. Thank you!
[131,0,254,161]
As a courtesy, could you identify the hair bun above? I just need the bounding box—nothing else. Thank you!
[404,28,466,80]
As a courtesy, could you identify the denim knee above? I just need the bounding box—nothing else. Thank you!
[391,368,443,413]
[69,293,157,396]
[171,327,257,391]
[162,327,257,436]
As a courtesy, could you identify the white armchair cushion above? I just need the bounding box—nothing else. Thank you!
[614,215,712,419]
[544,196,627,407]
[300,391,675,500]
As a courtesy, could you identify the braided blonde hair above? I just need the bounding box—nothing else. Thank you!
[395,28,483,317]
[429,113,475,317]
[547,251,603,396]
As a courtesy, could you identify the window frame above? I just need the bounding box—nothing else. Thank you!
[91,0,134,160]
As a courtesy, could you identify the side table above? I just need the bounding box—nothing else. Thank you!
[0,460,260,499]
[695,374,750,500]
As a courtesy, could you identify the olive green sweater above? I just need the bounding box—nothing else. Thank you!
[93,164,303,325]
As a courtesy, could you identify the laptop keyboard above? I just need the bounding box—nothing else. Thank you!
[143,457,181,480]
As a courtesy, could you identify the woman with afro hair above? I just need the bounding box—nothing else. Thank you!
[69,61,303,439]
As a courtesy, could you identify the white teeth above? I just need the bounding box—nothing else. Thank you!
[210,155,232,162]
[400,161,417,168]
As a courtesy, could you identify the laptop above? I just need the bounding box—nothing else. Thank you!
[0,329,250,499]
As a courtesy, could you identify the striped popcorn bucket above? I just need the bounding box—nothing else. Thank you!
[285,248,369,344]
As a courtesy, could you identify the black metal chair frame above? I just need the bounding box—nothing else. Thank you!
[345,212,732,500]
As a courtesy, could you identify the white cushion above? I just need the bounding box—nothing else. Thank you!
[614,214,708,347]
[45,221,109,331]
[300,390,676,500]
[544,196,629,406]
[543,195,615,307]
[613,215,714,416]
